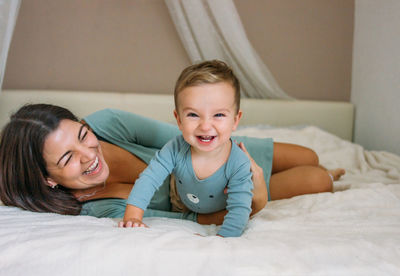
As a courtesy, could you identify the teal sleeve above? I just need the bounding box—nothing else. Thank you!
[84,109,181,164]
[80,198,197,222]
[83,108,182,211]
[217,147,253,237]
[127,137,179,210]
[143,209,197,222]
[85,109,180,148]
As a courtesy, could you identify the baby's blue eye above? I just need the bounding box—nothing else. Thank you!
[215,113,225,117]
[187,113,198,117]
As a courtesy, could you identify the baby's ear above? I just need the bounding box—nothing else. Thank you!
[232,110,243,131]
[173,110,183,128]
[46,178,58,189]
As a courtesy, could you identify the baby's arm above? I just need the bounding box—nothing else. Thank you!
[119,204,146,227]
[117,137,178,228]
[217,159,253,237]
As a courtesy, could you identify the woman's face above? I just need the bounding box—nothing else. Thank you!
[43,119,109,189]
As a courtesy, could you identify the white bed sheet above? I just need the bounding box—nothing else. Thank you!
[1,126,400,276]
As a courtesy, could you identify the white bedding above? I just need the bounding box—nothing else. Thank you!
[1,126,400,276]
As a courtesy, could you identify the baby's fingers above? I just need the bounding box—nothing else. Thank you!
[133,221,148,228]
[118,220,148,228]
[117,220,133,227]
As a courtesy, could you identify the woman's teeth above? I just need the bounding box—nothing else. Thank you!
[83,157,99,175]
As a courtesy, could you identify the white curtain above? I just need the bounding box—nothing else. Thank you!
[0,0,20,92]
[165,0,293,99]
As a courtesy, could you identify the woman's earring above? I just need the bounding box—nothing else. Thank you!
[46,178,58,189]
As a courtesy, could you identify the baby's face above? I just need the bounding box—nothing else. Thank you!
[174,82,242,154]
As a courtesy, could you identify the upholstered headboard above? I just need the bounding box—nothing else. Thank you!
[0,90,354,141]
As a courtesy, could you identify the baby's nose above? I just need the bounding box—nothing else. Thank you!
[199,119,212,130]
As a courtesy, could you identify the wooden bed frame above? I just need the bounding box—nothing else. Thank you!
[0,90,354,141]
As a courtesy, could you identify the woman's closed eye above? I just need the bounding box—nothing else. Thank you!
[80,130,88,141]
[58,125,90,167]
[78,124,89,141]
[57,151,72,167]
[63,154,72,167]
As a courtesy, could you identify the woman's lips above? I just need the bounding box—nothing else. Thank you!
[83,156,102,175]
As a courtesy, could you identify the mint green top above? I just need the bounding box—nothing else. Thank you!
[128,135,253,237]
[80,109,273,221]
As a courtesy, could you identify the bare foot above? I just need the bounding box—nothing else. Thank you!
[328,168,346,181]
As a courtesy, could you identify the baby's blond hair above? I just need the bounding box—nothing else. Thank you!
[174,60,240,113]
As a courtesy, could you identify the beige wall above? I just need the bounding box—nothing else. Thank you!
[235,0,354,101]
[3,0,354,101]
[351,0,400,155]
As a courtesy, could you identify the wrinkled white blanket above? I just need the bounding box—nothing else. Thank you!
[1,126,400,276]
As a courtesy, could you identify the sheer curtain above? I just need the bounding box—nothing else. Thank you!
[0,0,20,93]
[165,0,293,99]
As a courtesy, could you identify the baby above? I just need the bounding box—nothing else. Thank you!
[119,60,253,237]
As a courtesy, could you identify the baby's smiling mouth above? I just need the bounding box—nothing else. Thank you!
[197,135,216,142]
[83,156,99,175]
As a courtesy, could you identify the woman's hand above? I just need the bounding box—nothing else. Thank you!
[237,142,268,215]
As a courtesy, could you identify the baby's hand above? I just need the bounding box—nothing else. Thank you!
[119,204,147,228]
[118,218,148,228]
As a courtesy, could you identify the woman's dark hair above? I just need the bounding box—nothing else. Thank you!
[0,104,82,215]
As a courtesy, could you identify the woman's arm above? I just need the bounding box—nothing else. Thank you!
[84,108,181,149]
[197,210,227,225]
[81,198,198,222]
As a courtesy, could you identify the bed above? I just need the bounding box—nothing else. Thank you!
[1,90,399,275]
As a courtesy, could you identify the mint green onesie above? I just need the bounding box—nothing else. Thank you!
[80,109,273,222]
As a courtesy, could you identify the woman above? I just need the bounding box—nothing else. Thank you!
[0,104,344,225]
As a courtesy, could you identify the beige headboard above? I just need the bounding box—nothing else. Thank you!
[0,90,354,141]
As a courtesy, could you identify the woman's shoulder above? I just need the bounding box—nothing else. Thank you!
[84,108,141,123]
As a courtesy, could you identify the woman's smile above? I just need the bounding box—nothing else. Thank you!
[43,119,110,189]
[83,156,101,175]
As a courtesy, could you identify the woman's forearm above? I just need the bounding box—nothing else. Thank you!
[197,210,227,225]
